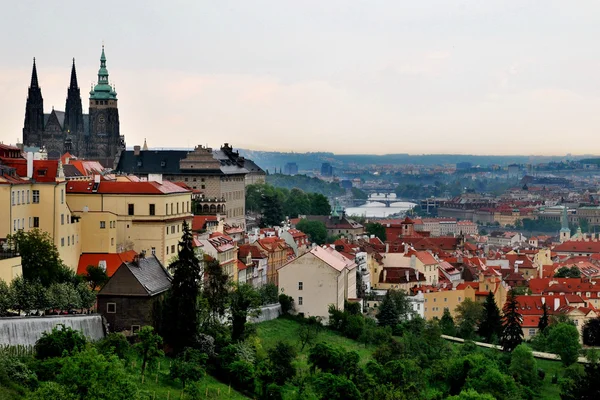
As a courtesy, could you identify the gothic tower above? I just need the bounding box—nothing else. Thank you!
[23,58,45,147]
[88,45,120,166]
[63,58,84,155]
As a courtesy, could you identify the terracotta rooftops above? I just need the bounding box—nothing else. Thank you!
[66,179,191,195]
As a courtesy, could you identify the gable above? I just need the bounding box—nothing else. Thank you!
[98,263,148,296]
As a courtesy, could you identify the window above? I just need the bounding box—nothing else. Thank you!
[298,282,303,290]
[61,214,64,225]
[176,203,179,214]
[166,246,169,255]
[166,204,169,215]
[61,189,64,204]
[444,298,447,302]
[171,203,173,214]
[11,192,14,205]
[28,217,31,228]
[100,221,106,229]
[27,190,30,203]
[151,247,156,255]
[107,303,116,313]
[128,204,135,216]
[166,227,169,235]
[67,236,70,246]
[131,325,141,334]
[149,204,155,215]
[32,190,40,203]
[17,191,20,205]
[528,328,536,337]
[111,238,114,245]
[298,297,303,305]
[171,245,175,253]
[61,238,65,247]
[171,226,175,234]
[33,217,39,228]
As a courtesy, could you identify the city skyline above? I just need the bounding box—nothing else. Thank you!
[2,1,600,155]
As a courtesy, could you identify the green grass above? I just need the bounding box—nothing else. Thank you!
[256,317,376,370]
[127,356,248,400]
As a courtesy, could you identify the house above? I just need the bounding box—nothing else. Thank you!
[97,255,172,334]
[199,232,238,282]
[278,246,357,321]
[279,228,310,256]
[304,214,364,241]
[238,244,268,287]
[76,250,138,277]
[253,237,293,284]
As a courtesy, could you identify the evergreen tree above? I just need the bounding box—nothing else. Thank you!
[167,221,202,352]
[376,291,399,328]
[538,303,549,334]
[500,290,523,352]
[260,192,285,227]
[229,283,261,342]
[440,309,457,336]
[478,292,502,343]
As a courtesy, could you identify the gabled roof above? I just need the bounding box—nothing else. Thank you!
[77,250,138,277]
[192,215,217,231]
[124,256,172,296]
[554,240,600,254]
[66,179,190,195]
[280,246,355,272]
[32,160,58,182]
[238,244,267,259]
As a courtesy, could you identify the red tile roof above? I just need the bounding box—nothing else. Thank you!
[77,250,138,277]
[553,240,600,254]
[192,215,217,231]
[238,244,267,259]
[32,160,58,182]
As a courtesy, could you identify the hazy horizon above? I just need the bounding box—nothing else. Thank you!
[2,1,600,155]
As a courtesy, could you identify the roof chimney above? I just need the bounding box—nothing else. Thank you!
[27,152,33,178]
[554,297,560,311]
[405,269,410,282]
[383,269,387,282]
[134,145,141,156]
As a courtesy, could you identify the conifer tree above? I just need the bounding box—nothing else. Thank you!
[168,221,202,352]
[500,290,523,352]
[204,258,229,319]
[478,292,502,343]
[440,308,457,336]
[538,303,549,334]
[376,291,399,328]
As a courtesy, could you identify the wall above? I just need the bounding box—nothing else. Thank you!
[0,256,22,283]
[0,315,104,346]
[77,211,117,253]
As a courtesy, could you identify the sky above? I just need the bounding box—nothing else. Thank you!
[1,1,600,155]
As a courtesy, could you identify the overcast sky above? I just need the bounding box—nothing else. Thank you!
[1,1,600,155]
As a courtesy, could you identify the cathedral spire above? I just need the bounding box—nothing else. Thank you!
[69,58,78,89]
[30,58,39,88]
[90,44,117,100]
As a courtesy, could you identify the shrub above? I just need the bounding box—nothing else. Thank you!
[96,333,130,359]
[278,294,294,315]
[34,325,86,360]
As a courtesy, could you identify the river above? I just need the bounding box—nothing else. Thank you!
[345,194,416,218]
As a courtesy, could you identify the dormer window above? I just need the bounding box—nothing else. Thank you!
[137,161,142,167]
[161,161,166,167]
[38,169,46,176]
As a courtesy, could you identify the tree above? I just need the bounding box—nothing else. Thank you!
[96,332,131,360]
[170,348,207,388]
[509,344,539,388]
[314,373,361,400]
[440,309,457,336]
[298,316,322,351]
[167,221,202,351]
[0,279,13,316]
[284,188,311,217]
[455,298,483,340]
[547,322,581,366]
[267,341,297,385]
[538,303,549,334]
[34,324,86,360]
[500,290,523,352]
[11,275,46,314]
[560,356,600,400]
[7,229,70,286]
[365,222,386,241]
[229,283,262,342]
[84,265,108,291]
[447,389,496,400]
[134,326,164,375]
[260,192,285,227]
[308,193,331,215]
[583,317,600,346]
[27,382,77,400]
[278,294,294,315]
[478,292,502,343]
[554,266,581,278]
[296,219,327,245]
[204,258,229,319]
[376,291,399,328]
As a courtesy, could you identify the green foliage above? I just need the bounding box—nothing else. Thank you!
[267,341,297,385]
[298,316,323,351]
[96,332,131,360]
[166,221,203,352]
[260,192,285,227]
[34,324,86,360]
[169,348,207,388]
[560,360,600,400]
[56,347,139,400]
[478,292,502,343]
[308,192,332,215]
[500,291,523,352]
[204,258,229,319]
[26,382,76,400]
[229,283,262,342]
[538,303,549,333]
[440,309,457,336]
[447,389,496,400]
[583,317,600,346]
[84,265,108,291]
[313,373,361,400]
[376,291,399,328]
[278,293,294,315]
[0,279,13,316]
[547,323,581,366]
[10,276,46,313]
[455,298,483,340]
[7,229,71,287]
[510,344,539,388]
[258,283,279,305]
[521,218,561,233]
[296,219,327,245]
[266,174,344,199]
[554,266,581,278]
[364,222,386,241]
[134,326,164,375]
[284,188,311,217]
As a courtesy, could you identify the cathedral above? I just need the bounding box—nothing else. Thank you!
[22,46,125,167]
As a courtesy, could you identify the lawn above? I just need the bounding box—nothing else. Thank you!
[126,355,248,400]
[256,317,376,370]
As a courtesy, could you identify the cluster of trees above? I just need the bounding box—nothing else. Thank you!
[0,230,97,316]
[246,183,331,227]
[520,218,561,232]
[265,173,346,197]
[554,266,581,278]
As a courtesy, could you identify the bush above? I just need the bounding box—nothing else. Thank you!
[34,325,86,360]
[96,333,130,359]
[278,294,294,315]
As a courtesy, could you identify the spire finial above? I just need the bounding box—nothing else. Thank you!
[30,57,39,88]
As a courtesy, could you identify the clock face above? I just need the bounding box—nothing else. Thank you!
[98,115,106,124]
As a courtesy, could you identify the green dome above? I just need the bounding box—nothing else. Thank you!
[90,45,117,100]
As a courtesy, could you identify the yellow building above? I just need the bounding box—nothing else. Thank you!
[65,176,193,266]
[0,254,22,283]
[199,232,239,282]
[0,161,82,271]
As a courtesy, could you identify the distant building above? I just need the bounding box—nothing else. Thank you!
[456,162,472,170]
[508,164,520,179]
[340,180,353,189]
[321,162,333,177]
[283,162,298,175]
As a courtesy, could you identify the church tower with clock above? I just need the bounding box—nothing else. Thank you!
[88,45,121,166]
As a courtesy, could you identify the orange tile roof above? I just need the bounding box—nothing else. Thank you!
[66,179,190,195]
[77,250,138,277]
[192,215,217,231]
